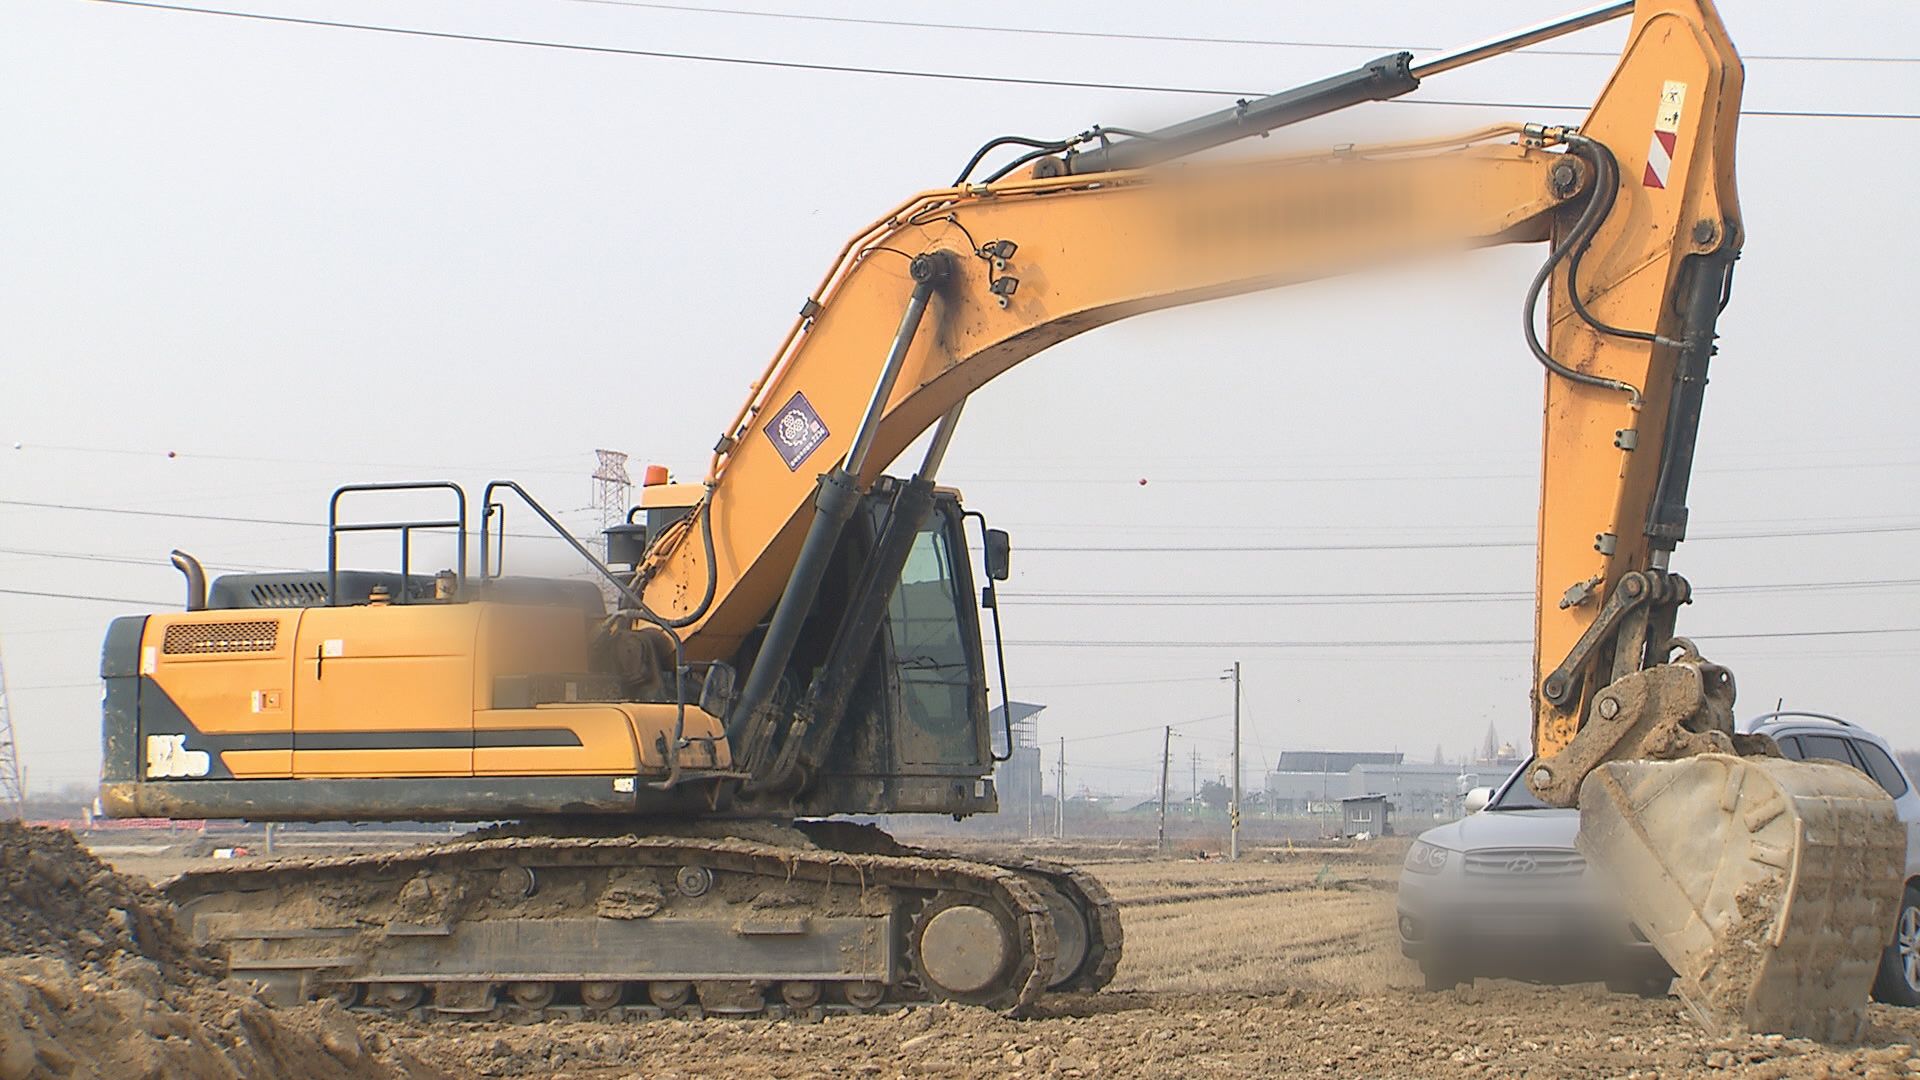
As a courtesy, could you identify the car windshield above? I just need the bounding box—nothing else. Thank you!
[1487,763,1551,810]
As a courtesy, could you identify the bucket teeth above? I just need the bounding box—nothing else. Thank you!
[1577,754,1903,1041]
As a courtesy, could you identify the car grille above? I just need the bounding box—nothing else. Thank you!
[1462,848,1585,878]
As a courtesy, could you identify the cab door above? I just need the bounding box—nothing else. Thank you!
[885,507,988,770]
[290,604,479,777]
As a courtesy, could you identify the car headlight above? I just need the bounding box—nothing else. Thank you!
[1404,840,1452,874]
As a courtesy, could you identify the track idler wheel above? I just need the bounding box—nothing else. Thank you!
[912,894,1026,1008]
[1578,753,1905,1040]
[1032,882,1090,989]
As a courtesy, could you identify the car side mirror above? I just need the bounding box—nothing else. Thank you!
[984,529,1011,581]
[1463,786,1493,815]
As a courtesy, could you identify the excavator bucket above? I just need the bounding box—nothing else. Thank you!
[1577,754,1904,1041]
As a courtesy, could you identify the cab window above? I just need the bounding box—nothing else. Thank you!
[886,521,977,766]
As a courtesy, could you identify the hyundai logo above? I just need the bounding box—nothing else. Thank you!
[1505,856,1539,874]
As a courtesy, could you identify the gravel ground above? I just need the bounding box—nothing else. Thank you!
[87,833,1920,1078]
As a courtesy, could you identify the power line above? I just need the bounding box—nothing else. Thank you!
[0,498,590,541]
[952,458,1920,485]
[9,441,588,478]
[0,546,297,573]
[1004,577,1920,607]
[86,1,1920,121]
[0,587,176,606]
[1059,714,1229,745]
[1012,521,1920,553]
[12,497,1917,558]
[1008,626,1920,649]
[0,498,309,526]
[1018,674,1225,690]
[554,0,1920,66]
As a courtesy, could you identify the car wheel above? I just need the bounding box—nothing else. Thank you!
[1873,884,1920,1006]
[1422,965,1466,992]
[1605,973,1671,999]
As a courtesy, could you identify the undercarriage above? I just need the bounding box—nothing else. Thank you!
[163,822,1119,1020]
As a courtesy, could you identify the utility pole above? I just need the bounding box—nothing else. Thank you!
[1189,747,1199,818]
[1158,726,1172,855]
[1223,661,1242,861]
[1055,737,1066,839]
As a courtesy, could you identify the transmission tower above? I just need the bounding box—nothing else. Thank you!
[591,449,633,537]
[590,450,634,605]
[587,449,633,607]
[0,638,26,818]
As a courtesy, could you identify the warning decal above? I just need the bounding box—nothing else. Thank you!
[1643,80,1687,189]
[762,391,831,472]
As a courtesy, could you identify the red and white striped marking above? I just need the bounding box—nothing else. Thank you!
[1643,130,1676,189]
[1643,80,1688,190]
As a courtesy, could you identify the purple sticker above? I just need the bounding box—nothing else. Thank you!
[762,391,831,472]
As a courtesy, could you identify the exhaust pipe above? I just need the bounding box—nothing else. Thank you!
[170,549,207,611]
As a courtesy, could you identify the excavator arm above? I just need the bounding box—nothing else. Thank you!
[625,0,1901,1038]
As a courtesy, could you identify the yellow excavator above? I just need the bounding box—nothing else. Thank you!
[101,0,1902,1038]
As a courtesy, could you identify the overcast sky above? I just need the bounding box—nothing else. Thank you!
[3,0,1917,800]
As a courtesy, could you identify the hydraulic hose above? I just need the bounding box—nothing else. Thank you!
[953,135,1075,186]
[1562,140,1682,349]
[1521,135,1643,406]
[644,488,718,630]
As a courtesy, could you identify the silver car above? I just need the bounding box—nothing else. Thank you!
[1395,759,1670,995]
[1396,711,1920,1000]
[1744,711,1920,1006]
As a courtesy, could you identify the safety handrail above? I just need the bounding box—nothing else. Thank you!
[326,482,467,607]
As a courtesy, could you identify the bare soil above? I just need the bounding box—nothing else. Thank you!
[72,832,1920,1078]
[0,823,440,1079]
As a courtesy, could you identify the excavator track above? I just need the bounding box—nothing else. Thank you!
[162,825,1119,1021]
[794,821,1123,994]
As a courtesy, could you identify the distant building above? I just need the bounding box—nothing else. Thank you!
[1266,770,1349,816]
[1340,794,1391,838]
[990,702,1045,835]
[1275,751,1402,773]
[1351,761,1472,820]
[1267,751,1477,822]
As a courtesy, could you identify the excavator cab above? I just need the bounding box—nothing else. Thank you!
[718,477,1010,818]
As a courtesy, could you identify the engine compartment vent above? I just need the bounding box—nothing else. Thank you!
[246,580,328,607]
[162,620,280,655]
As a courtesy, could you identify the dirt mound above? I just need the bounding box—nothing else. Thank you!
[0,824,440,1080]
[0,820,209,981]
